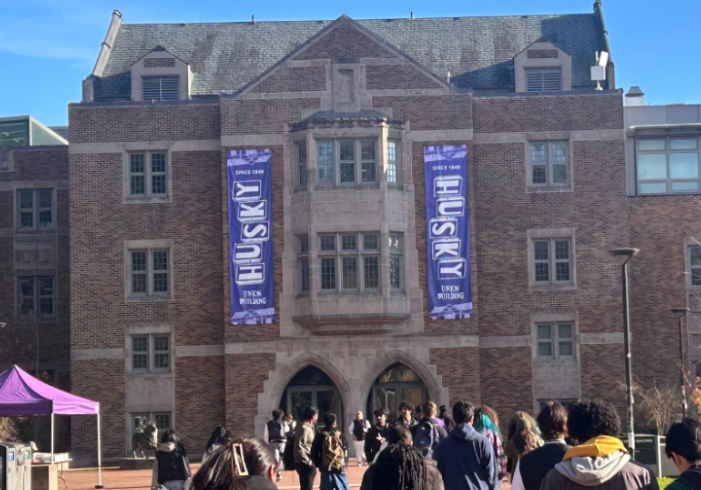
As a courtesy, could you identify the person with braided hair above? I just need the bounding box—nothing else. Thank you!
[360,424,444,490]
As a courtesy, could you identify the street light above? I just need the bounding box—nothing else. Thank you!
[671,307,690,418]
[610,247,639,458]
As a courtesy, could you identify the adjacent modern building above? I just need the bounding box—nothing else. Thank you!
[3,1,697,459]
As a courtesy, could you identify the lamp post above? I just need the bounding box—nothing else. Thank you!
[610,247,639,458]
[671,307,690,418]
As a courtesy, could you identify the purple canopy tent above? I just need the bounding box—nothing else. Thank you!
[0,365,103,488]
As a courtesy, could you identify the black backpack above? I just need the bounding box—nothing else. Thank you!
[413,419,439,458]
[267,420,286,442]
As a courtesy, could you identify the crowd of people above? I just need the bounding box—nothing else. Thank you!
[148,398,701,490]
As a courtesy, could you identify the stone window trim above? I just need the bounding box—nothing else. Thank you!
[527,228,577,291]
[315,139,378,187]
[685,238,701,290]
[514,42,572,93]
[635,135,701,196]
[123,150,171,203]
[298,235,310,294]
[125,323,173,375]
[124,239,174,303]
[16,275,56,322]
[530,311,579,360]
[389,233,404,290]
[15,187,56,232]
[130,49,191,102]
[526,140,573,192]
[128,333,172,374]
[317,232,383,294]
[290,127,405,190]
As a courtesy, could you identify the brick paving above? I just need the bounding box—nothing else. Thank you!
[61,459,510,490]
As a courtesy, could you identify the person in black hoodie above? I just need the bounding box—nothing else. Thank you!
[365,408,390,463]
[510,401,571,490]
[665,418,701,490]
[152,430,192,490]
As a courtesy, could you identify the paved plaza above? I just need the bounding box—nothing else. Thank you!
[61,459,512,489]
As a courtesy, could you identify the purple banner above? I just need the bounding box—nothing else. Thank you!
[227,149,275,325]
[423,145,472,320]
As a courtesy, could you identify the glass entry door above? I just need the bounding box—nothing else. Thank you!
[287,386,342,430]
[372,384,426,420]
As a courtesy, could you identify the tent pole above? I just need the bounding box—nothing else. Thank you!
[95,412,103,488]
[50,412,55,464]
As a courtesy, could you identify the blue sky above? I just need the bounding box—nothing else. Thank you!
[1,0,699,127]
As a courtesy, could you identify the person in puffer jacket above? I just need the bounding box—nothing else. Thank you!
[540,400,658,490]
[664,418,701,490]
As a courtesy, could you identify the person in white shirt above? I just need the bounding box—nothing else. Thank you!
[348,411,371,466]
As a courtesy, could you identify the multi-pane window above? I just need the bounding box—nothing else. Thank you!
[536,323,575,358]
[17,276,55,318]
[299,235,310,292]
[530,142,568,186]
[533,239,572,284]
[387,140,398,184]
[129,249,171,297]
[525,68,562,92]
[298,144,308,187]
[636,137,701,194]
[142,76,179,101]
[129,152,168,199]
[17,189,54,230]
[316,140,377,185]
[317,233,382,292]
[131,334,171,372]
[389,233,403,289]
[690,246,701,286]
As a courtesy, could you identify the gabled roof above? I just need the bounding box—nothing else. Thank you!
[93,12,607,101]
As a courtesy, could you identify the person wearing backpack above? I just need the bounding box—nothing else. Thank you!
[311,413,349,490]
[412,401,448,459]
[263,409,289,481]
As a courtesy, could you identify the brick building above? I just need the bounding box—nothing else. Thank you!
[55,1,668,458]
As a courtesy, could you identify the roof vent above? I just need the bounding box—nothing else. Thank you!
[625,86,645,107]
[251,14,255,23]
[410,11,414,19]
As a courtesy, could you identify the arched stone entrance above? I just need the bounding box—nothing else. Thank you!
[280,366,343,430]
[367,363,428,420]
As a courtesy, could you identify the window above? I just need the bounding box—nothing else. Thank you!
[316,140,377,185]
[317,233,382,292]
[129,249,171,298]
[389,233,403,289]
[17,189,54,230]
[387,140,398,184]
[142,76,179,101]
[17,276,55,318]
[129,152,168,199]
[533,239,572,284]
[298,144,308,187]
[536,323,575,358]
[529,142,569,186]
[690,246,701,286]
[636,137,701,195]
[525,68,562,92]
[131,334,171,372]
[299,235,310,292]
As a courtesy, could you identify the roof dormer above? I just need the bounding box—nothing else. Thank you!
[130,46,191,101]
[514,41,572,93]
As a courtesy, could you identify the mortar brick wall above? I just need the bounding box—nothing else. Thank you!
[71,359,125,457]
[70,150,223,350]
[294,24,396,60]
[480,347,533,424]
[175,356,225,453]
[365,65,443,90]
[580,344,627,425]
[225,353,276,438]
[430,347,482,404]
[627,196,701,390]
[250,66,326,93]
[473,93,624,133]
[0,148,69,181]
[220,98,321,135]
[69,104,220,143]
[471,139,627,338]
[373,95,472,131]
[222,146,283,341]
